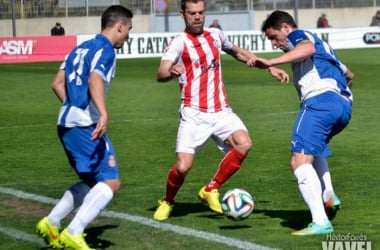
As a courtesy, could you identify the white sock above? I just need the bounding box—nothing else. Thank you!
[48,182,90,227]
[313,157,334,202]
[48,190,74,228]
[294,163,329,225]
[67,182,114,235]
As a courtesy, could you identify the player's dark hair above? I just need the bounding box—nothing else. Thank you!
[101,5,133,30]
[261,10,297,32]
[181,0,204,11]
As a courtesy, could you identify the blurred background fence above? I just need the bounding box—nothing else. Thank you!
[0,0,378,19]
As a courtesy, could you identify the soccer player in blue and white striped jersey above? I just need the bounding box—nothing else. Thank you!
[36,5,133,249]
[248,10,354,236]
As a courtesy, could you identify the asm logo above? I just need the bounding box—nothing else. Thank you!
[0,40,34,55]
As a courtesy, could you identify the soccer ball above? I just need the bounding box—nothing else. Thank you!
[221,188,254,221]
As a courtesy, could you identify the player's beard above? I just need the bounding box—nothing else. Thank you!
[185,20,204,35]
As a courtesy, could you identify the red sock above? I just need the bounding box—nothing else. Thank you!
[205,148,247,191]
[164,165,185,203]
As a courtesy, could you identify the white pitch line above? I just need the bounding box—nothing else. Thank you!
[0,187,280,250]
[0,225,45,247]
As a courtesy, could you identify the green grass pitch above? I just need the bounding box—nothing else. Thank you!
[0,48,379,249]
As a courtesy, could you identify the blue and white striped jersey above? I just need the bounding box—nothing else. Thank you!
[57,34,116,127]
[286,30,353,102]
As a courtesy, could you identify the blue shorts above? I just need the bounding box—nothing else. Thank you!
[58,125,119,182]
[291,91,352,158]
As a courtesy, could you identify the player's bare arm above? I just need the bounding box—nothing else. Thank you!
[51,69,66,102]
[88,72,108,140]
[344,68,354,89]
[272,41,316,66]
[223,45,289,83]
[224,45,257,63]
[157,59,184,82]
[249,42,316,69]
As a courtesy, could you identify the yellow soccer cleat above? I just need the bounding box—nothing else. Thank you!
[36,217,63,249]
[153,200,173,221]
[58,228,95,250]
[198,186,223,214]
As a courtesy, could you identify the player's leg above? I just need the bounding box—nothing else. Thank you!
[36,179,90,248]
[59,180,116,250]
[153,153,194,221]
[58,129,119,249]
[313,157,333,201]
[313,93,351,220]
[208,129,251,190]
[36,127,91,248]
[313,157,341,220]
[164,153,194,203]
[154,107,207,220]
[290,96,334,235]
[199,111,251,214]
[206,111,251,190]
[291,152,333,235]
[37,181,90,229]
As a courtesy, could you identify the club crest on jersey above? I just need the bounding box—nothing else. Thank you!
[213,38,221,49]
[108,155,116,168]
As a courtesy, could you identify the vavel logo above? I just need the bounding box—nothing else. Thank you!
[0,40,34,55]
[363,32,380,44]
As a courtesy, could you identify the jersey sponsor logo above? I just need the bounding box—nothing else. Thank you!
[195,59,220,72]
[362,32,380,44]
[0,39,34,55]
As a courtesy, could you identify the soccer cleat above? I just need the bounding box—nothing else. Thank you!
[198,186,223,214]
[35,217,63,249]
[324,194,341,220]
[58,228,95,250]
[291,222,334,236]
[153,200,174,221]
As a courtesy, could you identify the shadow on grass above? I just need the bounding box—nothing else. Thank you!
[85,224,119,249]
[148,202,311,231]
[254,209,311,230]
[148,201,225,219]
[220,224,252,230]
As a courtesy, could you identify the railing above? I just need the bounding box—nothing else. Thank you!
[0,0,378,19]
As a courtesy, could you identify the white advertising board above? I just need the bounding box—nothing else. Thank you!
[77,27,380,59]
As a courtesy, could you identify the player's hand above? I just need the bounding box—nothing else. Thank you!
[246,57,256,67]
[247,57,272,69]
[268,67,290,84]
[170,64,185,77]
[91,115,108,140]
[345,69,354,89]
[254,58,272,69]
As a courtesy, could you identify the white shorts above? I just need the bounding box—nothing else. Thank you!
[176,107,248,154]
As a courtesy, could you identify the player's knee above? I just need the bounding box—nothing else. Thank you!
[176,155,193,176]
[104,179,121,194]
[175,164,191,176]
[290,153,313,171]
[237,138,252,154]
[244,138,253,151]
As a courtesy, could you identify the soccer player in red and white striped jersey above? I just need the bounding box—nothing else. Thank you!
[153,0,289,221]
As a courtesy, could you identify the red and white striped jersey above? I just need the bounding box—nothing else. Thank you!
[162,28,234,113]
